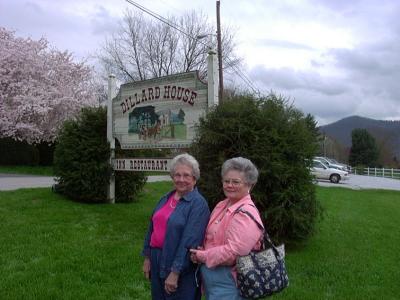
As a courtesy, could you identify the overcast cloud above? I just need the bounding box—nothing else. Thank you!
[1,0,399,125]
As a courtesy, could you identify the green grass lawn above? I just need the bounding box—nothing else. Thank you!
[1,185,399,299]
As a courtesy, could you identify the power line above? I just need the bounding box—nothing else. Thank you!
[223,56,262,96]
[124,0,204,45]
[124,0,261,96]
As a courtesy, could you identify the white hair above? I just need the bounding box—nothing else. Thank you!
[170,153,200,180]
[221,157,258,185]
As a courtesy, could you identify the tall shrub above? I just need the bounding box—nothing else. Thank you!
[54,106,146,203]
[191,94,321,245]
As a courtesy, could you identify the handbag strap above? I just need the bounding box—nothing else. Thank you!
[234,204,264,231]
[234,204,279,253]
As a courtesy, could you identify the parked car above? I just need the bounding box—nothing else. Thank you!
[324,157,350,171]
[314,156,348,171]
[311,159,349,183]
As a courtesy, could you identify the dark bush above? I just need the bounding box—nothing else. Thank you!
[53,106,146,203]
[36,142,55,166]
[191,93,322,245]
[0,138,54,166]
[0,137,39,165]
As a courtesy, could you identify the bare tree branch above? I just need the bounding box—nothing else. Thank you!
[98,9,242,83]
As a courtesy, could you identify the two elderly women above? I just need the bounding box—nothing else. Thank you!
[142,154,263,300]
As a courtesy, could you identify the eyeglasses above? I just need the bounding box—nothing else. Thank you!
[222,179,243,187]
[173,173,194,180]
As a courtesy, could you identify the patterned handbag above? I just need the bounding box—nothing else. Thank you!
[235,208,289,299]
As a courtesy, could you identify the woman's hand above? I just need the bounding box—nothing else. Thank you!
[142,257,151,280]
[189,249,198,264]
[164,271,179,294]
[189,246,204,264]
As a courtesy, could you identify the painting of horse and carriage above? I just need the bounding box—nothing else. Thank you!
[128,105,187,141]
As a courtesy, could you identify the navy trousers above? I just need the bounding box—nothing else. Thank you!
[150,248,201,300]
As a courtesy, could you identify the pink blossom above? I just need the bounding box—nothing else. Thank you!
[0,27,98,143]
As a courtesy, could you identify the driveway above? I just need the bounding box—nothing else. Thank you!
[0,174,171,191]
[1,173,398,191]
[317,174,400,191]
[0,174,56,191]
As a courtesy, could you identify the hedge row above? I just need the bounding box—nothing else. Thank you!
[0,138,54,166]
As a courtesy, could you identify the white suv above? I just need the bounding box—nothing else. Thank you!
[311,159,349,183]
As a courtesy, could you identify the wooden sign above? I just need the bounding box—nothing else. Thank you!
[112,71,207,149]
[114,158,171,172]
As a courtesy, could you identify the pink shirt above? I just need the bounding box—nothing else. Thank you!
[196,194,263,273]
[150,193,178,248]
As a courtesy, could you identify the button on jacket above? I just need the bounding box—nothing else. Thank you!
[142,187,210,278]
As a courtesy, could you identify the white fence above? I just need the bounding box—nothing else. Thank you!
[351,167,400,179]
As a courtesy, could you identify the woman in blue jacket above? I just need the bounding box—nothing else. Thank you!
[142,153,210,299]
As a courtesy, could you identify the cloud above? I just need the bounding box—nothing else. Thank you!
[250,66,348,96]
[248,39,400,124]
[255,39,314,50]
[90,5,121,36]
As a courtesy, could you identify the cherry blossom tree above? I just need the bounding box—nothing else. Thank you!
[0,27,98,144]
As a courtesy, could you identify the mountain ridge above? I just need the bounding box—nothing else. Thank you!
[318,115,400,159]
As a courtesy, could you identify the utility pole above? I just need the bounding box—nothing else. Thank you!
[107,74,116,203]
[216,0,223,103]
[207,48,219,106]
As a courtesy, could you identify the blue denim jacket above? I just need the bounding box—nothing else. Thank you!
[142,187,210,278]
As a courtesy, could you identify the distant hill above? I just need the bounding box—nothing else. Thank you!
[319,115,400,159]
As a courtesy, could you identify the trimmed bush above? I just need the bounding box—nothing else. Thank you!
[191,93,322,245]
[54,106,146,203]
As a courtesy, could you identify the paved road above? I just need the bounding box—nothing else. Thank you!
[0,174,171,191]
[0,173,398,191]
[317,174,400,191]
[0,174,56,191]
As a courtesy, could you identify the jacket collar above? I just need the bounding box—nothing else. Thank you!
[226,194,253,213]
[167,186,199,202]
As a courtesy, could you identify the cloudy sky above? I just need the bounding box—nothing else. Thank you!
[1,0,399,125]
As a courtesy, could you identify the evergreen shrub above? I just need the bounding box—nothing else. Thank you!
[53,106,146,203]
[191,93,322,245]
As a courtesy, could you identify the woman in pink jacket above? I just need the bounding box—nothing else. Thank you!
[190,157,264,300]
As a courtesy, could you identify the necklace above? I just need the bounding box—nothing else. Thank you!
[170,197,178,209]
